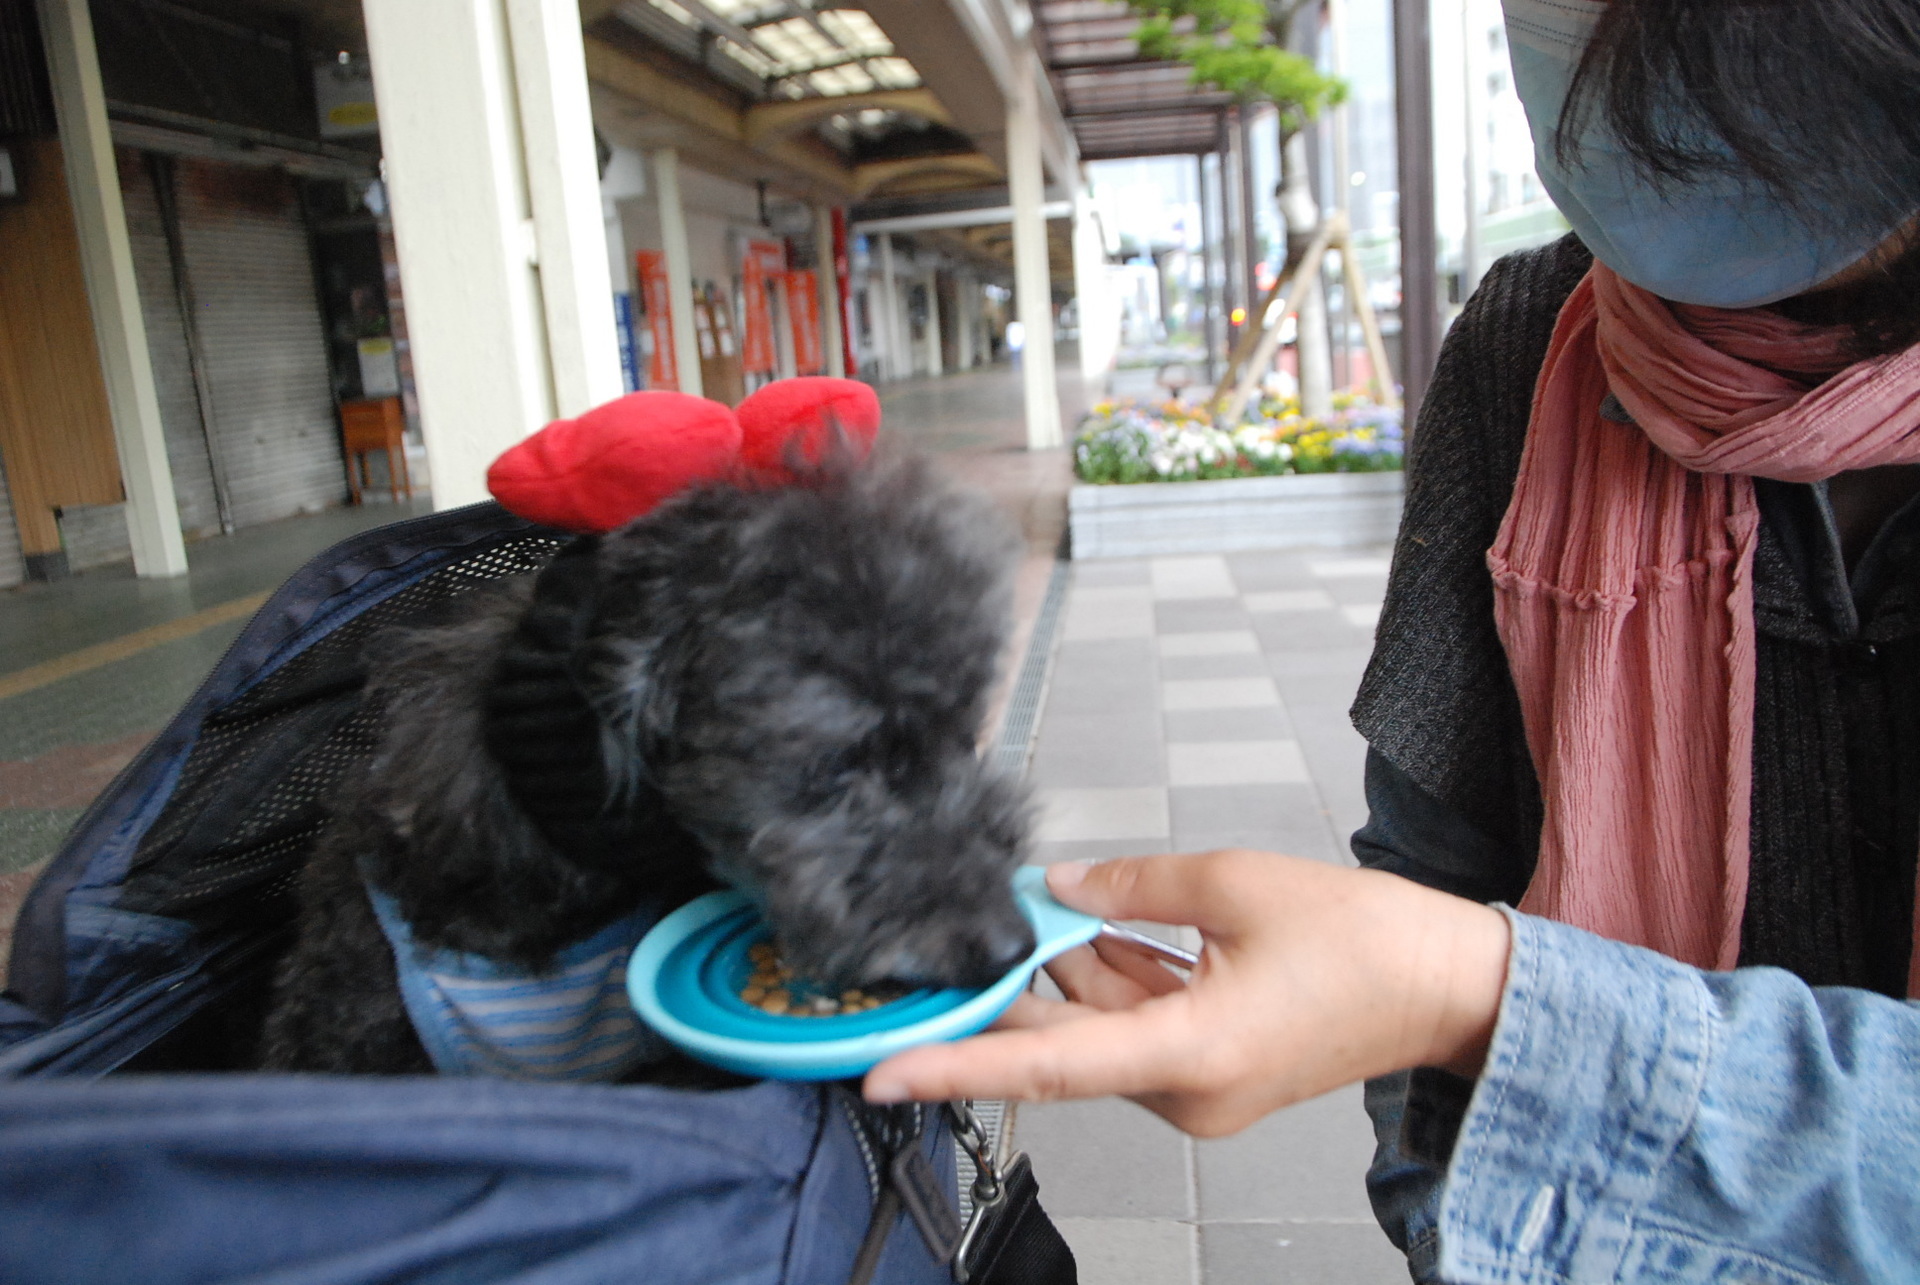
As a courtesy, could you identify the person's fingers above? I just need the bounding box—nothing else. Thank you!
[1089,934,1188,996]
[865,998,1196,1104]
[1043,943,1159,1009]
[991,990,1103,1029]
[1046,853,1262,940]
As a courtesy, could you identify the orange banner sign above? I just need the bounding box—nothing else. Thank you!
[741,239,785,375]
[784,270,822,375]
[634,250,677,390]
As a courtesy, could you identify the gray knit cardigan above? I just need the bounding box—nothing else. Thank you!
[1351,233,1919,995]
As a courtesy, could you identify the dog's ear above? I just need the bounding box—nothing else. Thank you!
[484,536,619,849]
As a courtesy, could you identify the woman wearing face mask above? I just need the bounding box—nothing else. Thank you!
[867,1,1920,1280]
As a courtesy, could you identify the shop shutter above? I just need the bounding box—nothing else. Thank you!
[0,450,22,588]
[114,146,221,539]
[170,158,342,528]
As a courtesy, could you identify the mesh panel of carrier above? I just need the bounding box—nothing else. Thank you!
[119,533,565,928]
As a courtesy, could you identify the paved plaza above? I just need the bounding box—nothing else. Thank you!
[1015,549,1408,1285]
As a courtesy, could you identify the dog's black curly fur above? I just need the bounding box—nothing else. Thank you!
[262,451,1037,1074]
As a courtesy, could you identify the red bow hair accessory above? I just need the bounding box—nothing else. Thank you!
[486,379,879,534]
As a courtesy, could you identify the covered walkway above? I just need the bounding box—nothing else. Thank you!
[0,356,1080,965]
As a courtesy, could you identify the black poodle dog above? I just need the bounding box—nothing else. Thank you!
[262,452,1037,1076]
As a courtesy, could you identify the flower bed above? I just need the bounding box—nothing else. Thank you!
[1067,395,1405,559]
[1073,394,1404,485]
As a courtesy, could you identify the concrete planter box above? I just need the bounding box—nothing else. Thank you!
[1068,470,1404,559]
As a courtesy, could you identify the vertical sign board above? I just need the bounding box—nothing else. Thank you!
[831,208,856,377]
[740,239,785,377]
[785,270,822,375]
[612,292,641,392]
[634,251,678,391]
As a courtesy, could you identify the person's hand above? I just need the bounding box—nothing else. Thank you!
[863,850,1510,1137]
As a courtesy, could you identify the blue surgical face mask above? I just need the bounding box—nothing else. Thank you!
[1501,0,1913,308]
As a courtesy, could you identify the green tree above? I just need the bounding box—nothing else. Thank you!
[1128,0,1347,415]
[1128,1,1344,130]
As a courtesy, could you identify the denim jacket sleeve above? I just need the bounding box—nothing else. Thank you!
[1438,908,1920,1285]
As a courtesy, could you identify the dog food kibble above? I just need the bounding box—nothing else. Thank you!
[740,943,904,1016]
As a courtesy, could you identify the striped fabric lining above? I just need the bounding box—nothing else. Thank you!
[364,882,671,1082]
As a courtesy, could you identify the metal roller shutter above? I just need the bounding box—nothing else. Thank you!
[0,449,22,588]
[114,146,221,539]
[170,158,343,528]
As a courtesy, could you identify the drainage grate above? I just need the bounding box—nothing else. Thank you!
[989,559,1071,778]
[958,557,1070,1215]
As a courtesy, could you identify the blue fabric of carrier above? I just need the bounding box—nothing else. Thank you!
[0,1074,955,1285]
[362,879,670,1081]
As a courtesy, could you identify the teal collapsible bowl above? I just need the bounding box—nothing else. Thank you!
[626,866,1102,1080]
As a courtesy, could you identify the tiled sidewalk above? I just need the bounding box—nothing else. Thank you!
[1013,548,1408,1285]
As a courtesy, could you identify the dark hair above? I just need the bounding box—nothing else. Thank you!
[1561,0,1920,356]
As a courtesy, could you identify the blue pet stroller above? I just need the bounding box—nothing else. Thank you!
[0,502,1074,1285]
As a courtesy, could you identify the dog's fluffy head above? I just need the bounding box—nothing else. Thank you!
[581,451,1036,989]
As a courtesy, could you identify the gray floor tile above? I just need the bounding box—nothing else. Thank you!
[1157,630,1258,658]
[1038,787,1170,842]
[1053,1219,1198,1285]
[1319,576,1392,606]
[1047,641,1159,705]
[1074,560,1151,588]
[1305,556,1392,579]
[1200,1221,1407,1285]
[1163,706,1296,742]
[1266,647,1374,679]
[1030,734,1166,789]
[1253,613,1370,654]
[1289,724,1370,802]
[1167,741,1308,787]
[1157,653,1273,682]
[1242,589,1336,613]
[1155,599,1253,634]
[1151,556,1237,600]
[1037,709,1169,754]
[1169,784,1327,843]
[1222,552,1320,591]
[1193,1086,1380,1222]
[1065,588,1156,641]
[1340,604,1382,632]
[1047,670,1163,717]
[1161,678,1279,712]
[1016,1097,1195,1218]
[1055,637,1159,672]
[1031,838,1175,865]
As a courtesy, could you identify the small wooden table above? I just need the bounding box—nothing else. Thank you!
[340,396,411,504]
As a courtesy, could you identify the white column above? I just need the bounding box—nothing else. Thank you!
[504,0,622,415]
[877,234,901,381]
[1008,68,1061,449]
[954,272,977,370]
[1073,191,1116,396]
[651,149,703,397]
[37,0,186,577]
[922,272,944,377]
[364,0,555,509]
[813,204,846,378]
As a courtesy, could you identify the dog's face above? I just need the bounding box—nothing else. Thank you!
[587,454,1037,990]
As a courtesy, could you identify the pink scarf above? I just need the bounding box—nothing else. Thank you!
[1488,262,1920,996]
